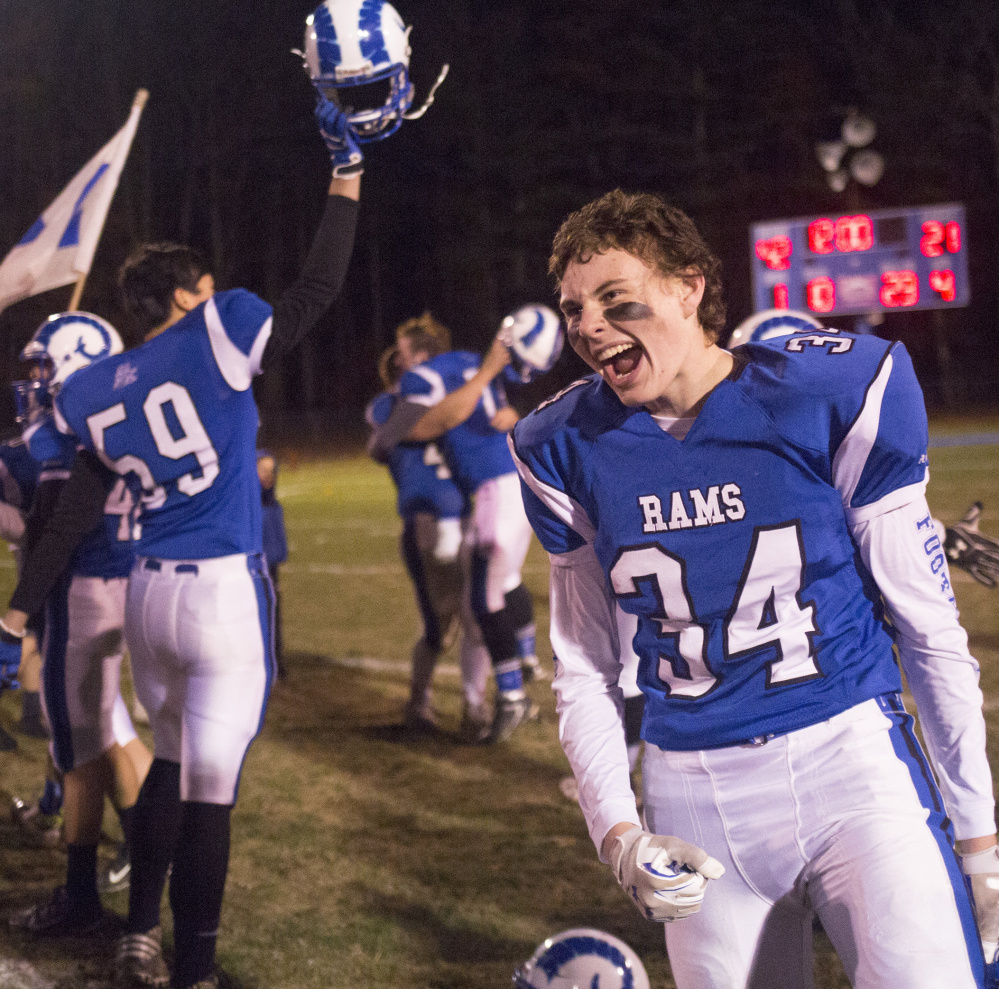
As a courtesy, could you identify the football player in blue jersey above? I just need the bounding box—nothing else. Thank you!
[7,313,153,935]
[366,343,492,736]
[0,94,363,988]
[510,189,999,987]
[370,314,541,743]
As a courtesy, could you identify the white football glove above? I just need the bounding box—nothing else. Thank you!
[962,845,999,964]
[609,826,725,922]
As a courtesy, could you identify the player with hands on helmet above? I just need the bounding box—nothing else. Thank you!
[314,94,364,177]
[0,25,376,982]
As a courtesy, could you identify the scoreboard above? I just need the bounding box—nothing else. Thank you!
[750,204,969,317]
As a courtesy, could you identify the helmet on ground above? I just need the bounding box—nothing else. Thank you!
[499,304,565,384]
[513,928,650,989]
[13,311,123,422]
[726,308,824,349]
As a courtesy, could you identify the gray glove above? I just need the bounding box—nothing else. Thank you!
[945,503,999,588]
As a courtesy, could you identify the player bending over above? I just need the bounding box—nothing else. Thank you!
[0,94,362,989]
[510,189,999,987]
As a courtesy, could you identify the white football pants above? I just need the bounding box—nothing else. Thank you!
[643,695,983,989]
[41,573,134,772]
[126,553,275,805]
[469,471,533,613]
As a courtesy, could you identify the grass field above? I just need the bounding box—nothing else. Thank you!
[1,429,998,989]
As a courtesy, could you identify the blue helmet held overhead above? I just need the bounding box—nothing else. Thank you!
[13,311,123,423]
[302,0,448,143]
[499,304,565,384]
[726,308,824,349]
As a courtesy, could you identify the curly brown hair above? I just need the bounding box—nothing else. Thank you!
[394,312,452,358]
[549,190,726,341]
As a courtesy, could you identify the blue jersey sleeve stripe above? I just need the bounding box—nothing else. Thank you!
[205,296,256,392]
[404,366,446,406]
[508,438,596,544]
[831,350,893,507]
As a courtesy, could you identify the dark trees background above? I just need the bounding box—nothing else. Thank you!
[1,0,998,444]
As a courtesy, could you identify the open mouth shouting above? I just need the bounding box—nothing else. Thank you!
[596,341,644,385]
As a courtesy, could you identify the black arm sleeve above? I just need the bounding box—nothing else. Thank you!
[260,193,360,369]
[10,450,117,615]
[368,400,429,464]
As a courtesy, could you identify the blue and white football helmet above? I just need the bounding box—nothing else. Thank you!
[726,308,824,349]
[513,928,650,989]
[13,311,123,423]
[499,304,565,384]
[302,0,448,143]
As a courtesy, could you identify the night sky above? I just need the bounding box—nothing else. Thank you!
[1,0,997,444]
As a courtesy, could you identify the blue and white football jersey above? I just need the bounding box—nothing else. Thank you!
[0,438,39,511]
[398,351,515,496]
[22,414,133,579]
[365,391,466,520]
[512,331,929,751]
[54,289,272,560]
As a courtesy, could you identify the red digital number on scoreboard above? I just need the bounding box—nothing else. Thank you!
[773,283,789,308]
[880,270,919,307]
[755,235,792,271]
[808,215,873,254]
[806,276,835,312]
[920,221,961,258]
[929,269,956,301]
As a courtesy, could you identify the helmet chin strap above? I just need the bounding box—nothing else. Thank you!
[402,63,449,120]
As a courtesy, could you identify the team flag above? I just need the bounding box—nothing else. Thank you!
[0,89,148,313]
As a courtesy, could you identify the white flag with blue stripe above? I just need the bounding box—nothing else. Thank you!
[0,89,148,313]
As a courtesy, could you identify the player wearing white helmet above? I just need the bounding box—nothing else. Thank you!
[7,312,153,936]
[511,189,998,987]
[370,307,565,743]
[0,11,402,976]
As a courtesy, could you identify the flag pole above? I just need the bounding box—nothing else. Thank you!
[66,88,149,313]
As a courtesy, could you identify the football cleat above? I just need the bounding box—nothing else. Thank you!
[11,796,63,848]
[13,311,123,423]
[301,0,448,144]
[99,842,132,893]
[499,304,565,384]
[459,700,492,744]
[514,927,651,989]
[485,694,538,744]
[9,885,106,937]
[726,308,824,349]
[114,927,171,989]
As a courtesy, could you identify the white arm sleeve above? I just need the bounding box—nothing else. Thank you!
[850,493,996,839]
[549,542,642,858]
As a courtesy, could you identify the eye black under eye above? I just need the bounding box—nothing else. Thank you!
[604,302,653,321]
